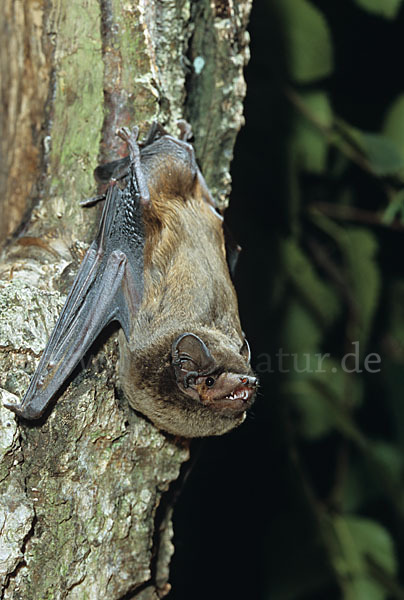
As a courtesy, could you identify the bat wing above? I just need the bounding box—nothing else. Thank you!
[5,131,146,419]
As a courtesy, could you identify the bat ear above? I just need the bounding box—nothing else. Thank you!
[240,335,251,363]
[171,333,215,387]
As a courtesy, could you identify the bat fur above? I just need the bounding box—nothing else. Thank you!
[5,122,257,437]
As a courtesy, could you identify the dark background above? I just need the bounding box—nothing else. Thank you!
[170,1,404,599]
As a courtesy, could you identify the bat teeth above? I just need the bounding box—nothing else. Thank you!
[225,388,250,402]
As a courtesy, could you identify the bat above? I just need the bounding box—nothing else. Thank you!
[4,121,257,437]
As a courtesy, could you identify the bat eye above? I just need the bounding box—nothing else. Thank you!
[205,376,215,387]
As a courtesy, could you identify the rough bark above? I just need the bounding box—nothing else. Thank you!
[0,1,252,598]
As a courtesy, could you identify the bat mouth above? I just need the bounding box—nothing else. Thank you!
[211,383,256,416]
[224,386,252,402]
[193,374,258,416]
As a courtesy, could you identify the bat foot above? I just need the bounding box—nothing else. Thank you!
[177,119,193,141]
[116,125,139,147]
[141,121,167,146]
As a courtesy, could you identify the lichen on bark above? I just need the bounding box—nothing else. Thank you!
[0,0,252,597]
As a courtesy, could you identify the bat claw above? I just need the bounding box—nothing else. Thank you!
[116,126,139,145]
[80,194,107,207]
[2,401,40,420]
[2,400,19,413]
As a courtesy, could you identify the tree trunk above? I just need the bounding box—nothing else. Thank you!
[0,0,252,598]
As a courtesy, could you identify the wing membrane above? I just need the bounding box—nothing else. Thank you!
[5,182,144,419]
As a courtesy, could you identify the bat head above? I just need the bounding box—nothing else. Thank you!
[171,333,257,417]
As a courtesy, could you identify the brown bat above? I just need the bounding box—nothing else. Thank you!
[4,122,257,437]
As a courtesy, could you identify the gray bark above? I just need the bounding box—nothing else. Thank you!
[0,0,252,597]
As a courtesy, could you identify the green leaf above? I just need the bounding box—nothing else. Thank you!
[382,94,404,181]
[383,94,404,151]
[290,388,335,439]
[294,91,333,173]
[336,119,404,175]
[326,515,398,599]
[360,132,404,175]
[309,217,380,348]
[353,0,403,19]
[343,462,370,512]
[281,300,323,354]
[387,279,404,352]
[280,0,334,82]
[284,365,340,440]
[344,229,380,347]
[369,441,404,488]
[343,441,404,514]
[283,361,347,440]
[382,189,404,225]
[342,577,387,600]
[284,368,365,443]
[282,238,341,329]
[343,516,397,575]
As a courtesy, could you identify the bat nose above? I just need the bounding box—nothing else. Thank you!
[240,376,257,387]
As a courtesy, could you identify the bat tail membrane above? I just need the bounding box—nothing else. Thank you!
[5,187,144,420]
